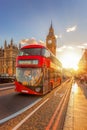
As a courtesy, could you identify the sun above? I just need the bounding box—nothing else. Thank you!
[57,45,83,71]
[60,52,80,70]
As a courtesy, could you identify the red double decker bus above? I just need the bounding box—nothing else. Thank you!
[15,44,62,95]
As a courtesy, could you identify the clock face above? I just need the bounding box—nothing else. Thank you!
[48,40,52,44]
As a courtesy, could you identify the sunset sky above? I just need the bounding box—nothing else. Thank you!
[0,0,87,69]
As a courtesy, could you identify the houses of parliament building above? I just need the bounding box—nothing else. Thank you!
[0,39,18,76]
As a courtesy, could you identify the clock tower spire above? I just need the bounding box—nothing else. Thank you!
[46,22,56,55]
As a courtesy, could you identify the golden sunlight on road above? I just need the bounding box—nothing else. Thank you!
[72,82,78,93]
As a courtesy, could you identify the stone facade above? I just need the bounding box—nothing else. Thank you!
[0,39,18,76]
[78,49,87,74]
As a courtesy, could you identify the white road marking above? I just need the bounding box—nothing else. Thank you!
[0,98,42,124]
[0,86,14,91]
[54,86,62,96]
[12,98,49,130]
[59,93,64,97]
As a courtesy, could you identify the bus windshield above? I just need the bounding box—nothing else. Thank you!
[18,48,42,56]
[16,67,43,87]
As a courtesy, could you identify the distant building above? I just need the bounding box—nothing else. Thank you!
[0,39,18,76]
[46,22,56,55]
[78,49,87,74]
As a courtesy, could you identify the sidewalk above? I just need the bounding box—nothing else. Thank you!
[63,81,87,130]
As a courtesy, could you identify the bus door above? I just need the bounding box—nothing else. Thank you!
[43,67,49,94]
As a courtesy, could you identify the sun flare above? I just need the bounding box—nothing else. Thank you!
[59,52,80,70]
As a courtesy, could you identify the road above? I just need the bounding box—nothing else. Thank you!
[0,79,72,130]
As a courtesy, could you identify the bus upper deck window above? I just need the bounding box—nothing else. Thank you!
[42,48,50,58]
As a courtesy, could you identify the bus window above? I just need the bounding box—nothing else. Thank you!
[18,48,42,56]
[42,48,50,58]
[16,67,43,86]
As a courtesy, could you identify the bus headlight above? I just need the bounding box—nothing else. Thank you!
[35,87,41,92]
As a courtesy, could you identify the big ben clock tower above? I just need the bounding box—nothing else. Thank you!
[46,22,56,55]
